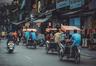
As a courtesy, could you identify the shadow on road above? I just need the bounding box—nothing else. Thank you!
[46,52,58,56]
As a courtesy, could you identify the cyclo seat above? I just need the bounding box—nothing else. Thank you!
[49,39,58,49]
[64,39,73,54]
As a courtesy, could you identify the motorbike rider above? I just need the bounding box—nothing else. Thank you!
[7,32,15,48]
[12,31,18,44]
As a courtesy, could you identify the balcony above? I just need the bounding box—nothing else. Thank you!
[46,3,56,10]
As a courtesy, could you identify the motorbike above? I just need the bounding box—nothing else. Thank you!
[7,41,15,53]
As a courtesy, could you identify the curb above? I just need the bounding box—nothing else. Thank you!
[81,53,96,58]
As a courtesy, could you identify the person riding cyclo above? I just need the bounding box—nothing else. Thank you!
[30,30,37,46]
[59,29,81,56]
[54,29,61,49]
[70,30,81,56]
[24,30,30,45]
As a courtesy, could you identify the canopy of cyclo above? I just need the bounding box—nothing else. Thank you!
[61,25,81,31]
[45,25,81,32]
[23,28,37,32]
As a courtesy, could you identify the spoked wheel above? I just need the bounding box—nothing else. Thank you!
[46,44,49,54]
[46,48,49,54]
[59,49,64,61]
[33,41,37,49]
[34,45,37,49]
[75,53,80,64]
[8,50,13,53]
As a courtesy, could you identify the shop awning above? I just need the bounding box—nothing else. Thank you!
[62,10,80,16]
[82,10,95,16]
[12,17,30,25]
[12,20,25,25]
[33,15,52,23]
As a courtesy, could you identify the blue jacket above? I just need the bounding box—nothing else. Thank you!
[31,32,37,40]
[71,33,81,46]
[24,31,30,40]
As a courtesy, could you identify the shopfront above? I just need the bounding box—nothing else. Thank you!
[69,17,80,28]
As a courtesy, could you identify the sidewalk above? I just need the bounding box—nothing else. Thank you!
[81,48,96,58]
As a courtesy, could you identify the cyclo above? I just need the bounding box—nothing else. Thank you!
[58,25,81,64]
[45,28,59,54]
[23,28,37,49]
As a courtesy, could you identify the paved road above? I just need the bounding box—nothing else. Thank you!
[0,40,96,66]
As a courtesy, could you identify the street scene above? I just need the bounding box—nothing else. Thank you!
[0,0,96,66]
[0,40,96,66]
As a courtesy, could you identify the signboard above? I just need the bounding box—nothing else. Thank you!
[69,17,80,28]
[56,0,69,9]
[56,0,84,9]
[70,0,84,9]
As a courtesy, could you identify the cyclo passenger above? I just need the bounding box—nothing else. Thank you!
[45,31,55,48]
[60,29,67,45]
[30,30,37,45]
[37,32,45,46]
[24,31,30,45]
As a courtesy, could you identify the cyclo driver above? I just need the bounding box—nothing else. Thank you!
[70,30,81,55]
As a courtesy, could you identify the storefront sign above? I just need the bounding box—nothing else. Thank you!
[69,17,80,28]
[70,0,84,9]
[56,0,69,9]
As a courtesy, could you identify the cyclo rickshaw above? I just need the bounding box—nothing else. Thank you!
[23,28,37,48]
[45,28,60,54]
[58,25,81,64]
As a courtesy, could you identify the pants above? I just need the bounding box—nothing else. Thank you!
[82,38,87,47]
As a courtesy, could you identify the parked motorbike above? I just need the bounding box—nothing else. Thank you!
[7,41,15,53]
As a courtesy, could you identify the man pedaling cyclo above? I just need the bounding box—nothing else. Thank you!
[60,30,81,55]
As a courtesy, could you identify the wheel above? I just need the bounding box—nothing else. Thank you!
[59,52,63,61]
[46,44,49,54]
[34,45,37,49]
[59,49,64,61]
[75,53,80,64]
[8,50,13,53]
